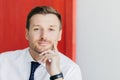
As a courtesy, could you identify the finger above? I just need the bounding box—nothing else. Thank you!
[38,49,56,63]
[38,52,49,62]
[42,54,52,63]
[38,54,46,63]
[53,41,58,52]
[38,50,51,59]
[38,51,52,62]
[42,56,48,63]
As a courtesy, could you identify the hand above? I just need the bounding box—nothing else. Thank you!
[37,43,61,76]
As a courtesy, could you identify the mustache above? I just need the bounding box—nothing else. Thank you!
[38,38,51,43]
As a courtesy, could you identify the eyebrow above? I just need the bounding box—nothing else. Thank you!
[49,25,57,27]
[32,24,40,27]
[31,24,58,28]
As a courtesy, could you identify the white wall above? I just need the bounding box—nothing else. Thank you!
[76,0,120,80]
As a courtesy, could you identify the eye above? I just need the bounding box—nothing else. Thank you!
[33,28,39,31]
[49,28,55,31]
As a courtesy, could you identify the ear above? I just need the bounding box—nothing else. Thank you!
[25,29,29,40]
[58,30,62,41]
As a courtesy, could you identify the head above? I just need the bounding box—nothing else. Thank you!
[26,6,62,54]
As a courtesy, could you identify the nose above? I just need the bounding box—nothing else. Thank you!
[40,29,47,40]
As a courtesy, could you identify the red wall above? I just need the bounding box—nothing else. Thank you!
[0,0,76,61]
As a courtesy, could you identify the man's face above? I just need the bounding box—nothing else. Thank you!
[26,14,62,53]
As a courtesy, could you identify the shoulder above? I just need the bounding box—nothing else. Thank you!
[0,48,28,61]
[59,52,80,71]
[59,52,82,80]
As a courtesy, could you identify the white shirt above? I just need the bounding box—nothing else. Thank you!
[0,48,82,80]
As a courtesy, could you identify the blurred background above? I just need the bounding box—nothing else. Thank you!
[0,0,76,60]
[76,0,120,80]
[1,0,120,80]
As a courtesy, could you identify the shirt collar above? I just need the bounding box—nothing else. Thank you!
[25,47,46,67]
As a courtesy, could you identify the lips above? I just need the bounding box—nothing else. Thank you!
[38,41,49,45]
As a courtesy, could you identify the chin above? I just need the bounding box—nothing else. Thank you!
[36,46,52,53]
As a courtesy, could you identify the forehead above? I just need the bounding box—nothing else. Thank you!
[29,14,60,27]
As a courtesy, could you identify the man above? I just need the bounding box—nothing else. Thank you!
[0,6,82,80]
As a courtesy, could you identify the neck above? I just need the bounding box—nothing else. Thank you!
[29,48,40,61]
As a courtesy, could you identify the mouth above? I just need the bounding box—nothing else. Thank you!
[38,41,49,46]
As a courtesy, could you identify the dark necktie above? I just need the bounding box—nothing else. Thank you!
[29,62,40,80]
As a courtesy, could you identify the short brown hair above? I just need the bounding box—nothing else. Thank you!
[26,6,62,30]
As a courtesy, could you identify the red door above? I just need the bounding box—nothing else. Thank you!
[0,0,76,61]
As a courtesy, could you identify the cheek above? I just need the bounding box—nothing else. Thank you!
[28,33,40,42]
[50,35,60,42]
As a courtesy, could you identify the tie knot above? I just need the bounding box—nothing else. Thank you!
[31,62,40,71]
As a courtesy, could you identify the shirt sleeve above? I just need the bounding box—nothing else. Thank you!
[64,65,82,80]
